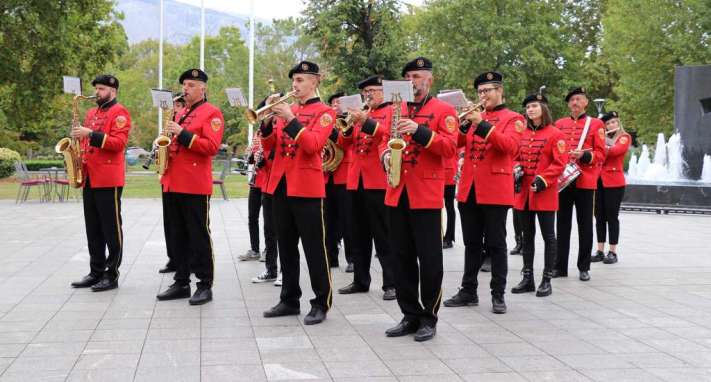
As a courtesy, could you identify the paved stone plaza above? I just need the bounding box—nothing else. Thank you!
[0,198,710,381]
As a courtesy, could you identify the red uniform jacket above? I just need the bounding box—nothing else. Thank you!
[261,98,335,198]
[600,133,631,188]
[328,133,351,185]
[554,114,606,190]
[514,124,567,211]
[375,96,457,209]
[253,147,273,191]
[81,99,131,188]
[444,152,458,186]
[457,105,524,205]
[340,102,390,191]
[161,101,224,195]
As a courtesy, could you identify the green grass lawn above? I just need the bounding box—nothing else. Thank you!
[1,171,250,200]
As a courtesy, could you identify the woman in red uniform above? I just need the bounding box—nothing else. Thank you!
[592,111,631,265]
[510,93,566,297]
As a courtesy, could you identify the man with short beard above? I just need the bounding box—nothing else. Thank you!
[70,74,132,292]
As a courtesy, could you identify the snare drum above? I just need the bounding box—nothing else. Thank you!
[558,162,581,192]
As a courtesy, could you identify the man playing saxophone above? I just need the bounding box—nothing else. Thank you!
[380,57,457,342]
[155,68,224,306]
[70,74,131,292]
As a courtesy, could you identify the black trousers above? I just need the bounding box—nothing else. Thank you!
[389,190,443,326]
[272,179,332,311]
[161,190,175,268]
[247,186,262,252]
[82,181,123,280]
[458,187,509,297]
[350,181,394,291]
[556,183,594,273]
[262,193,278,275]
[595,180,625,245]
[520,209,556,273]
[164,192,215,289]
[512,209,523,239]
[325,180,353,265]
[443,184,456,242]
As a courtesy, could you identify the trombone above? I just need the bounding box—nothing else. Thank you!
[244,91,296,124]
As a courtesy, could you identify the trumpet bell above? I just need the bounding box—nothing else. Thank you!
[244,108,259,124]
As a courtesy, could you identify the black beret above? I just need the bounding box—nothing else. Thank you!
[179,68,208,84]
[474,71,503,88]
[565,86,587,102]
[327,92,345,105]
[91,75,119,89]
[600,111,619,123]
[288,60,320,79]
[401,57,433,77]
[357,75,384,89]
[522,93,549,108]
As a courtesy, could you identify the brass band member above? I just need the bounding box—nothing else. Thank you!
[336,75,396,300]
[510,94,566,297]
[70,75,131,292]
[156,69,224,305]
[382,57,457,341]
[260,61,335,325]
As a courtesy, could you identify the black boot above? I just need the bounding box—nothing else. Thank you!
[591,250,605,262]
[509,234,522,255]
[603,251,618,264]
[443,289,478,307]
[536,271,552,297]
[511,269,535,294]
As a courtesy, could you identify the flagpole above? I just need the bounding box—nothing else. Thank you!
[158,0,165,133]
[200,0,205,70]
[248,0,255,142]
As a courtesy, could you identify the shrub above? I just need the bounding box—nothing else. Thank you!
[0,148,21,179]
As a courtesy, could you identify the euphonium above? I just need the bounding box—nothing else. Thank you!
[244,91,296,124]
[322,139,344,172]
[55,94,97,188]
[386,93,406,188]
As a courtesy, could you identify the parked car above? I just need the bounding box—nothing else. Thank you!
[126,147,151,166]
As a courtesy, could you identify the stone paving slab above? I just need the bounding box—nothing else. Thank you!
[0,199,710,381]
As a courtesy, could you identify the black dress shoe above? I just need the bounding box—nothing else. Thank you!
[443,289,478,307]
[492,295,507,314]
[158,264,176,273]
[189,287,212,305]
[263,302,300,318]
[303,307,327,325]
[591,250,605,262]
[91,277,118,292]
[156,283,191,301]
[603,251,618,264]
[71,274,101,288]
[551,269,568,278]
[579,271,591,281]
[338,283,368,294]
[382,288,396,301]
[442,240,453,249]
[345,263,354,273]
[385,320,419,337]
[414,324,437,342]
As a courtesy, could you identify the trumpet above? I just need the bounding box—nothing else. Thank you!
[335,106,370,133]
[458,99,486,122]
[244,91,296,124]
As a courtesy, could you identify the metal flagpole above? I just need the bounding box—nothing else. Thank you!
[158,0,164,133]
[200,0,205,70]
[248,0,255,142]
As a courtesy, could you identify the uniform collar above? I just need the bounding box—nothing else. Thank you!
[407,94,431,108]
[570,112,587,121]
[98,98,117,111]
[486,103,507,112]
[300,97,321,105]
[374,101,392,110]
[186,99,206,112]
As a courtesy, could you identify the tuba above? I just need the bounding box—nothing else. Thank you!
[322,139,343,172]
[386,93,406,187]
[55,94,97,188]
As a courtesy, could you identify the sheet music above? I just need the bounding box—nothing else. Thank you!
[337,94,363,113]
[437,89,467,108]
[150,89,174,109]
[383,80,414,103]
[225,88,247,107]
[63,76,82,95]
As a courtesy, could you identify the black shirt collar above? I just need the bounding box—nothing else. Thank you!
[571,112,587,121]
[98,98,117,111]
[302,97,321,105]
[186,99,206,112]
[487,103,507,112]
[407,94,432,108]
[374,101,392,110]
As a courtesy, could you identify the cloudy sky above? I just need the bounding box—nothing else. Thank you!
[174,0,424,20]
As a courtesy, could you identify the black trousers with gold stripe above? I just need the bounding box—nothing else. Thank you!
[272,179,332,311]
[388,189,443,327]
[82,181,123,280]
[164,192,215,289]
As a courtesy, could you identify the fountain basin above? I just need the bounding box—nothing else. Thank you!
[623,180,711,212]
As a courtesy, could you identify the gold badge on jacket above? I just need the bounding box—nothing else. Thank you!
[598,128,605,140]
[115,115,127,129]
[320,113,333,127]
[557,139,566,154]
[445,115,456,132]
[211,118,222,131]
[515,120,524,133]
[619,136,628,144]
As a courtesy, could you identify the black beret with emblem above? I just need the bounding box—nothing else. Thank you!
[179,68,208,84]
[288,60,320,79]
[328,92,345,105]
[600,111,619,123]
[522,93,549,107]
[401,56,433,77]
[474,71,503,89]
[564,86,587,102]
[91,74,119,89]
[357,75,383,89]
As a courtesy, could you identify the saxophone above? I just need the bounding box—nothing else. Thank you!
[55,95,97,188]
[153,105,173,175]
[386,93,406,187]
